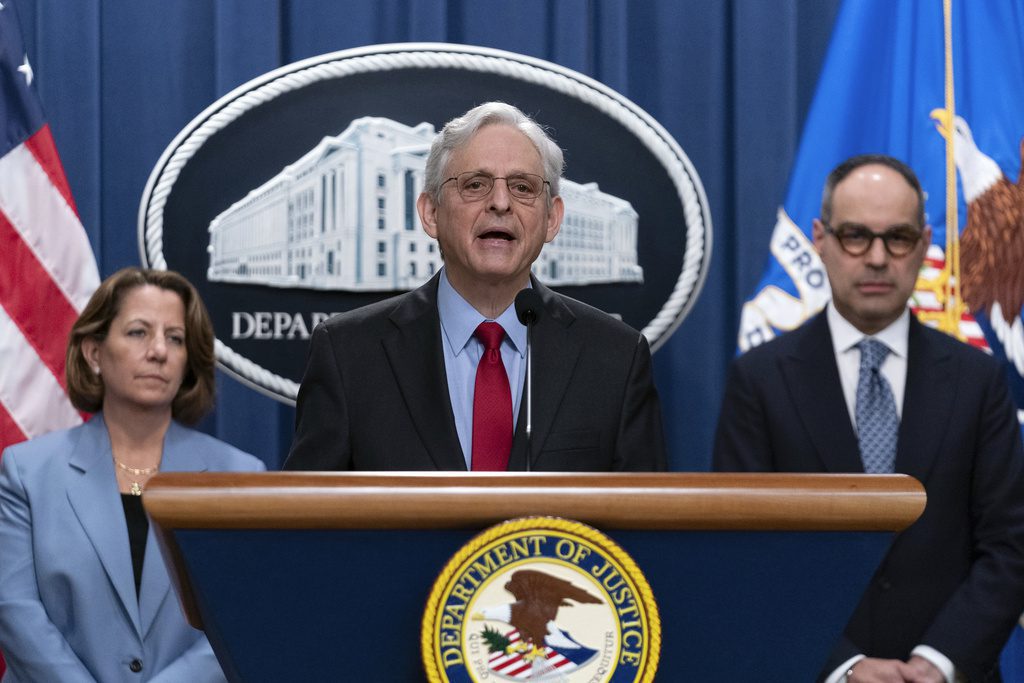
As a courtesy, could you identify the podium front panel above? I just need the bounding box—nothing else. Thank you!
[145,472,924,682]
[175,527,889,681]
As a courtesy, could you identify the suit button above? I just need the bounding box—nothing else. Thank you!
[878,578,892,591]
[129,659,143,673]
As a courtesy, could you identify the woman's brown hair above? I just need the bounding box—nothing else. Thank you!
[66,268,215,424]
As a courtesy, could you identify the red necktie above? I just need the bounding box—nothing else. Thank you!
[471,322,512,471]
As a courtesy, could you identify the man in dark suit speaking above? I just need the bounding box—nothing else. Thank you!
[285,102,666,473]
[713,155,1024,682]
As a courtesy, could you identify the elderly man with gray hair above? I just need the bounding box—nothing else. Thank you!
[285,101,666,473]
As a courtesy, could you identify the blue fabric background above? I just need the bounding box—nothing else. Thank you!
[13,0,1024,673]
[15,0,841,471]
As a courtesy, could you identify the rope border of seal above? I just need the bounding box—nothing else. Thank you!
[139,44,711,403]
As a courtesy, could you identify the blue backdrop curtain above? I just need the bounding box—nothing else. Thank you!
[15,0,841,471]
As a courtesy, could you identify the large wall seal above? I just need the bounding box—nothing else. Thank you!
[139,43,712,403]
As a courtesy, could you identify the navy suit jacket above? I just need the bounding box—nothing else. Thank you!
[713,312,1024,682]
[0,415,265,682]
[285,273,667,471]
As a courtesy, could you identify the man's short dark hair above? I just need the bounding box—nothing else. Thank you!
[820,154,926,228]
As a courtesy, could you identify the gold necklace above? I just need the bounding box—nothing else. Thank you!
[115,459,159,496]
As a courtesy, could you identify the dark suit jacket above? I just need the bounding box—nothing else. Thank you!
[285,273,667,472]
[713,311,1024,683]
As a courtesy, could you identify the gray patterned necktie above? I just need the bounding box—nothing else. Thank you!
[855,339,898,473]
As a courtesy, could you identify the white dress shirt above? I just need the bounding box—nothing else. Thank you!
[823,304,955,683]
[826,303,910,426]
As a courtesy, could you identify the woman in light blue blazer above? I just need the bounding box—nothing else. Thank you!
[0,268,265,682]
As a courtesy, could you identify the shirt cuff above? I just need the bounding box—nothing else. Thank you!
[824,654,865,683]
[911,645,955,683]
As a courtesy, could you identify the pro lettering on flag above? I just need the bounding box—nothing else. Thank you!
[0,6,99,453]
[738,0,1024,675]
[740,1,1024,367]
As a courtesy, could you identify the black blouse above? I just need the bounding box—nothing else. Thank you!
[120,494,149,596]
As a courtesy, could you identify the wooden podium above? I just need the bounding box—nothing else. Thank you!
[143,472,924,681]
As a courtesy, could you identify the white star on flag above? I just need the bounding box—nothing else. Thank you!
[18,54,32,85]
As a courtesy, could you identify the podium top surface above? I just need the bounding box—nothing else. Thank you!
[144,471,925,532]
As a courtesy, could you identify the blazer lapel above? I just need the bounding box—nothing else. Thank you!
[138,422,203,637]
[66,415,142,634]
[895,318,955,482]
[778,313,864,473]
[508,280,582,471]
[383,275,467,470]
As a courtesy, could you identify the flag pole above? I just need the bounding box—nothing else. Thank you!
[942,0,966,340]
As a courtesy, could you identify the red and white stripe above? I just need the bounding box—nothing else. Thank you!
[0,124,99,450]
[487,629,579,679]
[911,245,990,351]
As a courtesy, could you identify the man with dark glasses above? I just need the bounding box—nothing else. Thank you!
[714,154,1024,683]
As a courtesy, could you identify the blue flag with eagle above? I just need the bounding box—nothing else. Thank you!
[738,0,1024,674]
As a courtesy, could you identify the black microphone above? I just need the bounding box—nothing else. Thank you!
[515,289,543,472]
[515,288,542,326]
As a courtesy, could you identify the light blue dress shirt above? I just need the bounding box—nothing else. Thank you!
[437,269,527,469]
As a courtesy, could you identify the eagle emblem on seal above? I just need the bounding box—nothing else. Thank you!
[474,569,602,679]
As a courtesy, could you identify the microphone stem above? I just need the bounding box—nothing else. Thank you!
[525,319,533,472]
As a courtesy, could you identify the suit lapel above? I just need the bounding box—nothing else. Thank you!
[778,314,864,473]
[508,280,582,471]
[138,421,203,637]
[895,318,954,481]
[384,275,467,470]
[66,415,142,634]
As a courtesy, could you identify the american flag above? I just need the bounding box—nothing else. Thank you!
[0,8,99,454]
[1,3,99,665]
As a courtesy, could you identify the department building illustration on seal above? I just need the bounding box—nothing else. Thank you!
[206,116,644,291]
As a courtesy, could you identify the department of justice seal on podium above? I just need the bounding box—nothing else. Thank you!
[422,517,660,682]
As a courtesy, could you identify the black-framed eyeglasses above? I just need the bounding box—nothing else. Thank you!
[823,223,924,257]
[440,171,550,201]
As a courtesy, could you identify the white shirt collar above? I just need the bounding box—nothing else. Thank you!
[826,303,910,358]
